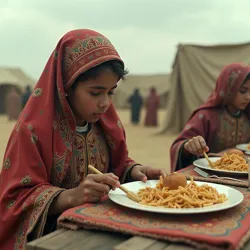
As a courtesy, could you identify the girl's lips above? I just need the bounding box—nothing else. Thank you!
[93,113,104,117]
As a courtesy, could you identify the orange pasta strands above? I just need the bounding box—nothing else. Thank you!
[137,177,227,208]
[212,153,247,172]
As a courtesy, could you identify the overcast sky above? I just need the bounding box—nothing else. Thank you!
[1,0,250,80]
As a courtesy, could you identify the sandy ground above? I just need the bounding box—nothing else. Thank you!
[0,109,177,172]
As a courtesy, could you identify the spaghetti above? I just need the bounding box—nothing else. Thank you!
[211,153,247,172]
[138,177,227,208]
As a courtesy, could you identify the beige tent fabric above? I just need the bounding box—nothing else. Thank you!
[0,67,35,88]
[113,74,170,108]
[161,42,250,134]
[0,67,35,114]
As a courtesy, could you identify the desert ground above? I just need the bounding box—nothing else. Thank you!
[0,109,177,172]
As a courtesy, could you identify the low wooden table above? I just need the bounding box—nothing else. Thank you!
[26,228,195,250]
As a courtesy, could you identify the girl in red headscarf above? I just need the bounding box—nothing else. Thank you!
[0,29,166,250]
[170,63,250,172]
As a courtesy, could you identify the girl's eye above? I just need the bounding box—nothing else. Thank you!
[90,91,115,97]
[239,89,247,94]
[90,92,100,96]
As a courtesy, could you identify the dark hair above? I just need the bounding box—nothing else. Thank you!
[71,60,128,90]
[245,73,250,81]
[240,73,250,88]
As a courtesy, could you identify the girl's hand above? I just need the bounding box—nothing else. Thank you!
[130,165,167,182]
[71,173,120,205]
[184,136,209,156]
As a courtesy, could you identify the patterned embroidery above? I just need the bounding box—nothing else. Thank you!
[227,71,239,90]
[64,36,112,69]
[55,103,74,150]
[21,175,32,185]
[15,121,21,132]
[7,200,15,209]
[31,133,38,144]
[106,134,116,149]
[63,35,120,84]
[22,202,27,211]
[87,126,110,175]
[62,134,87,187]
[54,50,58,58]
[117,120,122,128]
[32,88,43,97]
[198,114,204,119]
[10,138,16,146]
[27,124,33,131]
[39,110,44,115]
[219,91,224,97]
[184,124,191,130]
[53,120,57,130]
[60,125,110,189]
[3,157,11,170]
[14,186,62,250]
[51,152,68,186]
[67,198,250,237]
[213,110,250,152]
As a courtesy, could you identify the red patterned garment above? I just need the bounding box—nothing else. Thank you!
[0,29,138,249]
[170,63,250,172]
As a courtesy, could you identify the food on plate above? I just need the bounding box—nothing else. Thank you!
[138,176,227,208]
[225,149,244,156]
[163,173,187,190]
[211,153,247,172]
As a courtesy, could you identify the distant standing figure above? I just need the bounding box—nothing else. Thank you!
[128,88,143,124]
[144,87,160,127]
[22,85,32,108]
[5,87,22,121]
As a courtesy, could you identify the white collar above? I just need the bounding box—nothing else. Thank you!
[76,122,89,133]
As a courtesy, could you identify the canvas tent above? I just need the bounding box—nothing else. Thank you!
[161,42,250,134]
[0,67,35,114]
[113,74,170,109]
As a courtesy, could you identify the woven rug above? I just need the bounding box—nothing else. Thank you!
[58,189,250,250]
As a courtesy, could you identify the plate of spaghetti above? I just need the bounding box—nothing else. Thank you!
[108,176,243,214]
[193,153,248,175]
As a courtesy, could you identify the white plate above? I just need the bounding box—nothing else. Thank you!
[108,180,243,214]
[193,157,248,175]
[236,143,250,152]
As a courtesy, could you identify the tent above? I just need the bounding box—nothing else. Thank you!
[0,67,35,114]
[161,42,250,134]
[113,74,170,109]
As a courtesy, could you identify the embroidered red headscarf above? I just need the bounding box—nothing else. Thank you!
[170,63,250,172]
[0,29,135,249]
[190,63,250,118]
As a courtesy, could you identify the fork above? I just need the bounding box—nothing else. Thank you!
[194,167,246,182]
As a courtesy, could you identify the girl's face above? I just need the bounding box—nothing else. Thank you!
[230,79,250,111]
[67,70,118,126]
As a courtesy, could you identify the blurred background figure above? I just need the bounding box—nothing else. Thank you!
[22,85,32,108]
[5,87,22,121]
[128,88,143,125]
[144,87,160,127]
